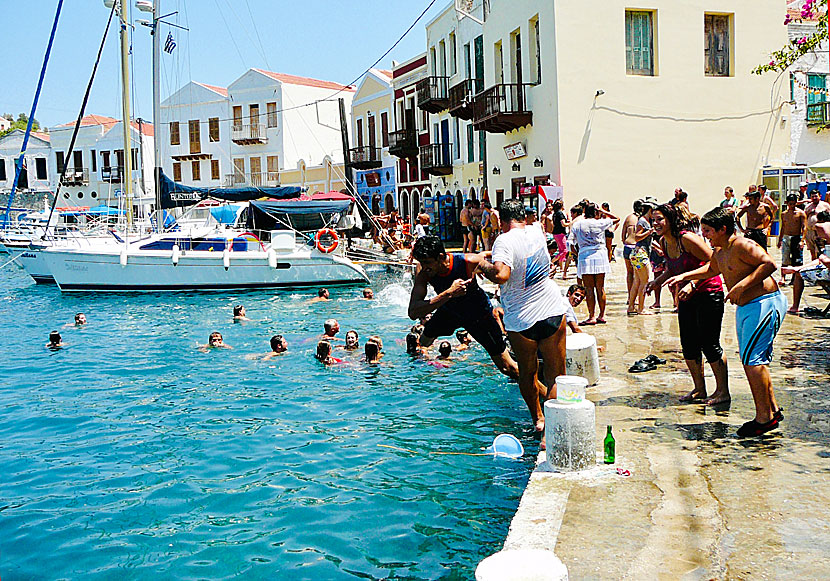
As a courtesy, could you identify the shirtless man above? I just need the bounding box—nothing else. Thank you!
[309,288,330,303]
[482,201,500,250]
[233,305,251,321]
[621,200,644,302]
[200,332,232,351]
[47,331,64,349]
[758,185,778,221]
[778,193,806,284]
[804,189,830,260]
[736,191,771,251]
[470,200,483,252]
[459,200,473,252]
[408,235,519,379]
[260,335,288,360]
[321,319,341,342]
[785,211,830,314]
[666,207,786,437]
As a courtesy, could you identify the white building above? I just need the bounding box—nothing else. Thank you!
[0,129,52,196]
[47,114,154,213]
[160,69,355,193]
[0,117,11,133]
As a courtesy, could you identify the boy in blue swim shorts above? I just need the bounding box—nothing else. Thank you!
[667,207,786,437]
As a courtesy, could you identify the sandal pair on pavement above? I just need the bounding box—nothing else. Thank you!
[628,354,667,373]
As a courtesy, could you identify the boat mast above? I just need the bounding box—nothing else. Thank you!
[117,0,134,229]
[152,0,162,230]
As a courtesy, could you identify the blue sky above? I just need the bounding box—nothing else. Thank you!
[2,0,447,128]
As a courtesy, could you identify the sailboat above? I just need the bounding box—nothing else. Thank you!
[35,0,368,291]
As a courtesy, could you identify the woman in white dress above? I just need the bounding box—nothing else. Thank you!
[568,202,620,324]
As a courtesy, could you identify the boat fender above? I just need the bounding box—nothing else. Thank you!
[120,248,128,267]
[267,248,277,268]
[315,228,339,254]
[172,244,180,266]
[223,248,230,271]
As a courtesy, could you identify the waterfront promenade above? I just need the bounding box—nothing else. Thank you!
[499,251,830,579]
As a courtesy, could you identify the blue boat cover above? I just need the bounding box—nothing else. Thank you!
[60,204,124,217]
[159,171,302,209]
[251,200,351,215]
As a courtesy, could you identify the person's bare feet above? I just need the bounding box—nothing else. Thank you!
[704,392,731,406]
[580,318,597,325]
[680,390,707,402]
[787,307,800,315]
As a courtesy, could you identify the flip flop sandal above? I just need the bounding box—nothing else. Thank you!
[580,319,597,326]
[596,318,607,324]
[736,417,779,437]
[642,354,667,365]
[628,359,657,373]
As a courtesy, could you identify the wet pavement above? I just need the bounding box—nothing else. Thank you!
[513,254,830,579]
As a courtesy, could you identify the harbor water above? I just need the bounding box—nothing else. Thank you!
[0,267,536,579]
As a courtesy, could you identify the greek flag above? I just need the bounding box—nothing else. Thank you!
[164,32,176,54]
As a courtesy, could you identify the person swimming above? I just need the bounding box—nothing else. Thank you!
[405,332,422,355]
[455,330,472,351]
[46,331,64,349]
[437,341,452,360]
[410,323,424,336]
[310,288,331,303]
[344,330,360,351]
[316,340,341,365]
[261,334,288,360]
[321,319,341,341]
[365,340,382,363]
[200,331,232,351]
[74,313,87,325]
[363,288,374,300]
[233,305,251,321]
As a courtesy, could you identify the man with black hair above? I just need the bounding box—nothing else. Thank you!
[408,235,519,379]
[666,206,786,438]
[737,191,771,251]
[477,199,570,436]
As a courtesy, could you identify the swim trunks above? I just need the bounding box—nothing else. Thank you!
[781,234,803,267]
[800,263,830,284]
[424,305,507,357]
[744,228,768,251]
[630,247,649,270]
[623,244,636,260]
[735,290,787,366]
[518,314,565,342]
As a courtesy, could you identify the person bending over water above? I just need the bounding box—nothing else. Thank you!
[200,332,232,352]
[47,331,64,349]
[316,340,342,365]
[408,235,519,380]
[666,207,785,437]
[233,305,251,321]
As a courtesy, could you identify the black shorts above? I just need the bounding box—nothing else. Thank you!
[517,314,565,342]
[604,230,614,239]
[423,304,506,357]
[745,228,768,250]
[677,291,724,363]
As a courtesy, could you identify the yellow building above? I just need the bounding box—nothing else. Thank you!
[475,0,791,213]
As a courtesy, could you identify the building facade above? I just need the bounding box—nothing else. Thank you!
[0,130,52,197]
[475,0,790,214]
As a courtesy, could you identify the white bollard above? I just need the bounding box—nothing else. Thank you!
[544,399,596,472]
[565,333,600,385]
[476,549,568,581]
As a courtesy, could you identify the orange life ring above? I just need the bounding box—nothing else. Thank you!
[315,228,339,253]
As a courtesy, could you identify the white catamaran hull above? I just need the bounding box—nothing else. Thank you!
[43,246,369,291]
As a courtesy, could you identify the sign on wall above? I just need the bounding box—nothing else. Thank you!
[504,142,527,160]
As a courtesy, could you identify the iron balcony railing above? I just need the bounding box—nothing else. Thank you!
[231,123,268,144]
[448,78,484,120]
[416,76,450,113]
[100,166,122,183]
[419,142,453,175]
[225,171,279,187]
[347,145,382,169]
[60,167,89,186]
[388,128,418,158]
[472,83,534,133]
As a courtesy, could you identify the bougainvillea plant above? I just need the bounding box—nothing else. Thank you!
[753,0,828,74]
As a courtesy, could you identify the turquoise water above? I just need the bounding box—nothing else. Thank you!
[0,267,535,580]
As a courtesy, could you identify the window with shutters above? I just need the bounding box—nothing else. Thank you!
[381,112,389,147]
[35,158,47,180]
[267,102,278,128]
[91,149,97,172]
[56,151,65,174]
[807,73,827,106]
[625,10,655,76]
[529,15,541,85]
[188,120,201,154]
[191,160,201,181]
[173,162,182,182]
[209,117,219,142]
[704,14,731,77]
[467,124,475,163]
[267,155,279,182]
[170,121,180,145]
[211,159,220,180]
[0,159,6,182]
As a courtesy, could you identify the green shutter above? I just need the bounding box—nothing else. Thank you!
[626,11,653,75]
[808,74,826,106]
[467,124,475,163]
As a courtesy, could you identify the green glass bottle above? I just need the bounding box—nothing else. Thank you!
[603,425,616,464]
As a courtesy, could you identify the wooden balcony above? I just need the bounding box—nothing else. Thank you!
[419,143,453,176]
[100,166,122,183]
[472,83,533,133]
[448,78,483,120]
[347,145,382,170]
[807,101,830,126]
[231,123,268,145]
[388,128,418,159]
[417,76,450,114]
[60,167,89,186]
[225,171,279,187]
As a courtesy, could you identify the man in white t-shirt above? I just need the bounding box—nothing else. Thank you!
[477,199,570,436]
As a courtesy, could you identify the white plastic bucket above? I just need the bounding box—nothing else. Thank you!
[565,333,600,385]
[555,375,588,404]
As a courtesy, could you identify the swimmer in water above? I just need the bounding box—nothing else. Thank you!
[411,323,424,336]
[405,332,423,355]
[343,330,360,351]
[261,334,288,360]
[321,319,341,341]
[199,331,232,352]
[364,340,382,363]
[455,330,472,351]
[233,305,251,321]
[363,288,374,300]
[75,312,87,325]
[46,331,64,349]
[316,340,341,365]
[309,288,331,303]
[437,341,453,360]
[367,335,383,351]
